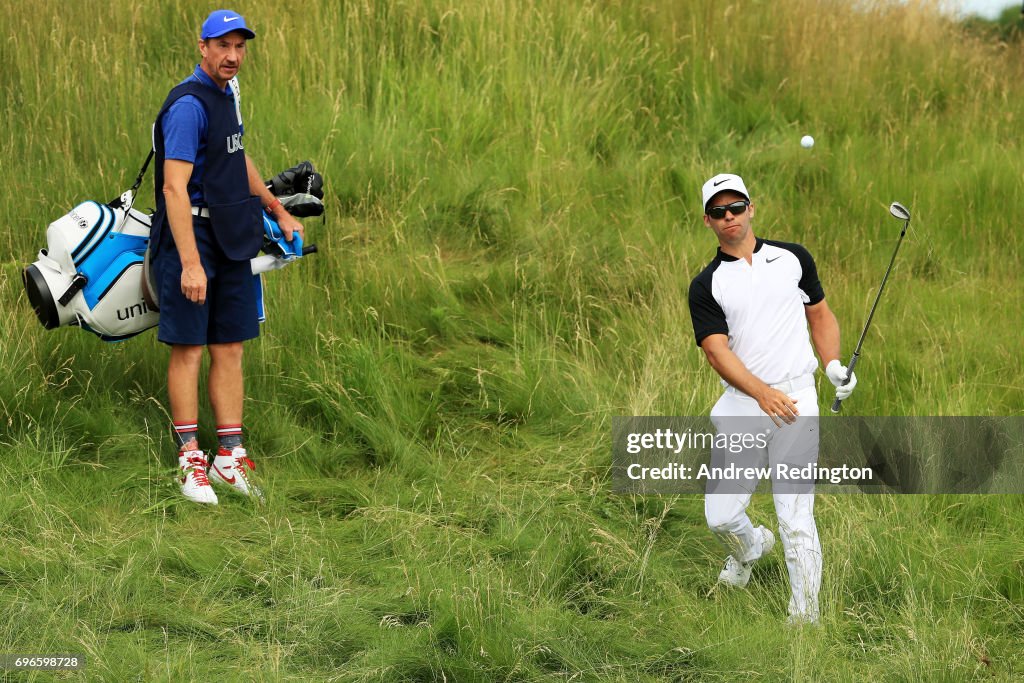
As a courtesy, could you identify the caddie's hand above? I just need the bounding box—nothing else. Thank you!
[826,359,857,401]
[277,211,304,242]
[181,263,207,305]
[756,387,800,427]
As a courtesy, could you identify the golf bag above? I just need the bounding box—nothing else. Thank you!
[22,160,324,342]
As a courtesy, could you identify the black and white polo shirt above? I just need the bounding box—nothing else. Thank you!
[688,238,825,385]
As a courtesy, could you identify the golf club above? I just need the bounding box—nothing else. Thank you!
[831,201,911,413]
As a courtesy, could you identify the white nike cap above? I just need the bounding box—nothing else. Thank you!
[701,173,750,213]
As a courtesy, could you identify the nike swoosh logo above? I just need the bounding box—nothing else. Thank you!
[224,16,239,22]
[213,465,236,484]
[766,256,781,263]
[713,179,728,186]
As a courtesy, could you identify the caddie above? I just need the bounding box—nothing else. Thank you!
[150,9,303,504]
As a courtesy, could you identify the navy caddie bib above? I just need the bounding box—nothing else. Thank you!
[151,80,262,262]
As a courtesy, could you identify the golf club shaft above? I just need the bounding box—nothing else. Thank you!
[831,214,910,413]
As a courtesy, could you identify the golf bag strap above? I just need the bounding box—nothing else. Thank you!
[130,149,155,193]
[107,149,155,210]
[58,273,88,307]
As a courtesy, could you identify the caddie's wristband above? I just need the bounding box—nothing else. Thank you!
[266,197,282,213]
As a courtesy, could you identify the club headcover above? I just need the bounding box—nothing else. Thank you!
[265,161,324,200]
[279,193,324,218]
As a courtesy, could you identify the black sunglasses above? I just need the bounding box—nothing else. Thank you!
[706,200,749,220]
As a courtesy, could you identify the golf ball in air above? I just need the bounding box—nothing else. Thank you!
[800,135,815,148]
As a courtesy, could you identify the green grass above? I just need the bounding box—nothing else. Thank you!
[1,0,1022,679]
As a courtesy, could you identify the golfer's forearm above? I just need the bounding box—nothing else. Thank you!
[162,185,201,266]
[703,344,771,400]
[808,310,841,366]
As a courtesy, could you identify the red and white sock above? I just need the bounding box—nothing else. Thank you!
[173,421,199,450]
[217,424,243,451]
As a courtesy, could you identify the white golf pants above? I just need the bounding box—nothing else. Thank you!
[704,383,822,620]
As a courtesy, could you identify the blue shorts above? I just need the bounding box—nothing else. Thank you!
[153,217,259,345]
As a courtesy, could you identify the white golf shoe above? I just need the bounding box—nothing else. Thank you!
[179,449,218,505]
[209,446,263,501]
[786,612,821,628]
[718,526,775,588]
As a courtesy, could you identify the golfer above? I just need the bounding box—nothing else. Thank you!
[687,173,856,624]
[150,10,302,504]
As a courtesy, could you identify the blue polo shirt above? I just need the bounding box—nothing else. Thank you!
[160,66,244,205]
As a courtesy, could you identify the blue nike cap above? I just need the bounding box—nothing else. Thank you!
[201,9,256,40]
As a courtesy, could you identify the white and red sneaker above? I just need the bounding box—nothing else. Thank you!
[179,449,218,505]
[209,446,263,501]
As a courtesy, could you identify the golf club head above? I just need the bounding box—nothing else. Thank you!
[889,202,910,221]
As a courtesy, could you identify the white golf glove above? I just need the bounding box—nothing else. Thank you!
[825,359,857,401]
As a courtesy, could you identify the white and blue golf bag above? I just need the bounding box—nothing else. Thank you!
[23,160,324,342]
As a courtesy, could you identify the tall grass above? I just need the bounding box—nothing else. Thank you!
[1,0,1022,679]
